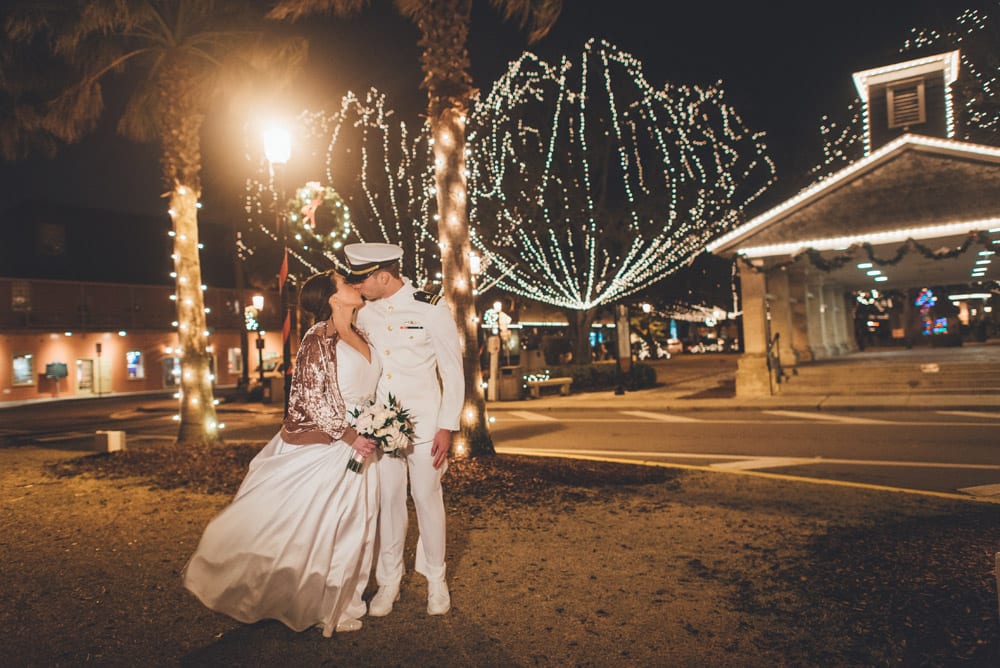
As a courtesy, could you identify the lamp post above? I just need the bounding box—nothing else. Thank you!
[263,125,292,416]
[247,294,265,389]
[614,303,631,395]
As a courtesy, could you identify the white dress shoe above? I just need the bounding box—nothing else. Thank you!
[368,584,400,617]
[335,618,363,633]
[427,580,451,615]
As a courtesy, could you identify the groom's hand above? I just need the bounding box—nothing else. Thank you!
[431,429,452,469]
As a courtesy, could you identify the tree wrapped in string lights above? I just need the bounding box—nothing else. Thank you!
[468,38,776,362]
[811,6,999,180]
[243,89,438,286]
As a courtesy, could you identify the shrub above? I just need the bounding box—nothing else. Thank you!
[527,360,657,394]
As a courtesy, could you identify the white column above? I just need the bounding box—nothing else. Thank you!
[824,284,851,356]
[788,265,813,363]
[806,276,833,359]
[767,270,798,368]
[735,262,772,397]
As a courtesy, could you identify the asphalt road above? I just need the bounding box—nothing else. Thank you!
[0,393,278,448]
[487,406,1000,499]
[3,395,998,500]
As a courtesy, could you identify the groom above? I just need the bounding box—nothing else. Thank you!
[345,242,464,616]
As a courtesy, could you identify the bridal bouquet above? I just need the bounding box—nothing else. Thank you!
[346,394,414,473]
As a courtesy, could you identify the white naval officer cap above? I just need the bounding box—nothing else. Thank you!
[344,242,403,283]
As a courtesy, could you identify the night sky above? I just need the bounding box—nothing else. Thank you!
[0,0,986,224]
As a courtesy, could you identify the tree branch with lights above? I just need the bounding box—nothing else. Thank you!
[468,39,776,362]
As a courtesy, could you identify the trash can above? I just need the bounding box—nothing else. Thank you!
[498,366,523,401]
[94,430,126,452]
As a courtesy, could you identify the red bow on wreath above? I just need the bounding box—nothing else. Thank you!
[299,182,324,230]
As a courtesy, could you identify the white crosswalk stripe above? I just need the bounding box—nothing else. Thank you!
[763,410,891,424]
[34,431,93,443]
[957,483,1000,497]
[937,410,1000,420]
[711,457,809,470]
[619,410,702,423]
[507,411,559,422]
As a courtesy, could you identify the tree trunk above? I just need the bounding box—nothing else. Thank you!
[160,63,219,445]
[170,184,220,444]
[413,0,492,457]
[565,308,598,365]
[430,107,493,456]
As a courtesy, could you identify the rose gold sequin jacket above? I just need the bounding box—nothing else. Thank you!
[279,321,368,446]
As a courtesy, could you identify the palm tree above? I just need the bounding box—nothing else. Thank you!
[2,0,307,444]
[269,0,563,456]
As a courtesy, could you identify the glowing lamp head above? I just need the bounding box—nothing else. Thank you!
[252,295,265,310]
[263,126,291,165]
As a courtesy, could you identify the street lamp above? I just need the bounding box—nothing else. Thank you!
[245,294,266,389]
[263,125,292,416]
[614,303,631,396]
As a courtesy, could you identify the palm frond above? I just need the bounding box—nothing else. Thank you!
[267,0,370,21]
[488,0,563,42]
[117,78,163,143]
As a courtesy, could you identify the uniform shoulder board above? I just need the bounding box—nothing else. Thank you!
[413,290,443,306]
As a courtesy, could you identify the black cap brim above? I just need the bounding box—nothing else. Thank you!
[344,262,382,283]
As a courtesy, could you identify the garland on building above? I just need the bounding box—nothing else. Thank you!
[738,230,995,275]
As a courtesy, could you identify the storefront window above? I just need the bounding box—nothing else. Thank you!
[126,350,145,380]
[77,359,94,391]
[162,357,180,388]
[227,347,243,374]
[12,353,35,386]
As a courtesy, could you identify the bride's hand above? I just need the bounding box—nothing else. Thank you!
[351,435,377,458]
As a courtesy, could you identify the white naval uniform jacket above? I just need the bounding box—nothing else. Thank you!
[356,279,464,445]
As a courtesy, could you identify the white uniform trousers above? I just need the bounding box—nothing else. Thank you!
[375,440,447,585]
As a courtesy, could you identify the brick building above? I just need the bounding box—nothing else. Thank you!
[0,201,285,403]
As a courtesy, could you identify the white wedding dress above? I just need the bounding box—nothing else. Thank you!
[183,341,380,637]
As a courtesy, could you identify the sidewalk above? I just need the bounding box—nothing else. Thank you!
[116,387,1000,416]
[489,381,1000,412]
[5,346,999,415]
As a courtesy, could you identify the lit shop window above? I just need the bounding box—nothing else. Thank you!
[227,348,243,374]
[126,350,145,380]
[12,353,35,386]
[163,358,181,388]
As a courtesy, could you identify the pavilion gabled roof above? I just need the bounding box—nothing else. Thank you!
[707,134,1000,258]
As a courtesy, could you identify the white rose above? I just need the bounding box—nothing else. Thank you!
[355,412,374,434]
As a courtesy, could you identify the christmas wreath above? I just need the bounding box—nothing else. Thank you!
[286,181,352,255]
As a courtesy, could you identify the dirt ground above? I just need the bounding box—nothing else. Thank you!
[1,442,998,667]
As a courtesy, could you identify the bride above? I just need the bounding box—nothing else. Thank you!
[183,270,380,636]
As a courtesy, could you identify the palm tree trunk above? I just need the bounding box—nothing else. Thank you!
[170,183,220,444]
[412,0,492,457]
[160,63,219,445]
[430,106,493,456]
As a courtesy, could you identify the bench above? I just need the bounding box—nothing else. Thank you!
[525,377,573,399]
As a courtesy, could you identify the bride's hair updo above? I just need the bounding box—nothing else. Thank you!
[299,270,342,323]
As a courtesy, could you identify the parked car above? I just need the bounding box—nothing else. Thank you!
[254,359,285,379]
[665,338,684,355]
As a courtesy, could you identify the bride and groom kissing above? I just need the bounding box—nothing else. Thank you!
[183,242,464,636]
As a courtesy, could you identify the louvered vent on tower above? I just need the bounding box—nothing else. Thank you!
[887,79,925,128]
[852,51,958,153]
